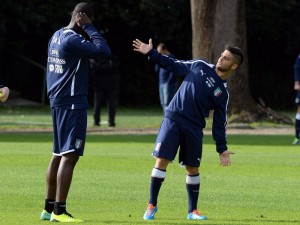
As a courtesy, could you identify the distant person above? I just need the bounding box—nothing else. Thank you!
[41,2,110,223]
[155,43,177,112]
[292,53,300,144]
[133,38,243,221]
[90,54,118,127]
[0,85,10,102]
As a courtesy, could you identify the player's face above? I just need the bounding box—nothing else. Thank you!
[216,50,237,72]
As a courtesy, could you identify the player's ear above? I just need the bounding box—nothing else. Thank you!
[231,63,238,70]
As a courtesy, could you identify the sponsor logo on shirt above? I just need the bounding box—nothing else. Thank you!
[49,64,63,74]
[214,87,222,96]
[48,57,66,64]
[205,77,215,88]
[50,49,59,57]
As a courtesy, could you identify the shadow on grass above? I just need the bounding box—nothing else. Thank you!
[0,133,295,146]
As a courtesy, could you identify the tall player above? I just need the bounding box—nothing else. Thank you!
[292,53,300,144]
[40,2,111,222]
[133,38,243,220]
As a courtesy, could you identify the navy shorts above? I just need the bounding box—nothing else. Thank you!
[153,118,203,167]
[295,91,300,106]
[51,107,87,156]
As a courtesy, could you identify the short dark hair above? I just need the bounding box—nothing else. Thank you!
[72,2,94,20]
[225,45,244,66]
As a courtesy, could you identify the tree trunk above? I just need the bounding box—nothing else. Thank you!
[212,0,255,114]
[190,0,292,124]
[190,0,217,61]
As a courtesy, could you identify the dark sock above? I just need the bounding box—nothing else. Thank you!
[44,199,55,213]
[295,119,300,138]
[53,202,66,215]
[149,168,166,206]
[186,174,200,213]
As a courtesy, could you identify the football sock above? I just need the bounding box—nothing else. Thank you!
[149,167,166,206]
[44,199,55,213]
[295,115,300,138]
[186,174,200,213]
[53,202,66,215]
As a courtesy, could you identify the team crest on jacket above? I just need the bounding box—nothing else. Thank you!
[214,87,222,96]
[75,139,82,149]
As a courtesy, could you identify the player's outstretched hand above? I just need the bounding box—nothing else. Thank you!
[219,150,234,167]
[133,38,153,55]
[0,87,10,102]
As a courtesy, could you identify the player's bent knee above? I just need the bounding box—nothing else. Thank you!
[186,166,199,175]
[155,157,170,170]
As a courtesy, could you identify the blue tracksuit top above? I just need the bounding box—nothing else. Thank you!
[155,53,177,85]
[294,54,300,82]
[47,24,111,109]
[148,49,228,153]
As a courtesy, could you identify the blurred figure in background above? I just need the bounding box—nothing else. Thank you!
[292,53,300,144]
[90,54,118,127]
[155,43,178,113]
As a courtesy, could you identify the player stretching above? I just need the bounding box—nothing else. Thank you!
[40,2,111,222]
[133,39,243,220]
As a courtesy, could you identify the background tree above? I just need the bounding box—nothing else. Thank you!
[1,0,300,113]
[191,0,292,124]
[190,0,216,60]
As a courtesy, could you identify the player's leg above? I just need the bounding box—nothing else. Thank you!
[50,108,86,222]
[159,84,168,113]
[149,157,169,206]
[161,84,169,112]
[53,152,79,214]
[107,89,116,127]
[185,166,206,220]
[41,155,61,220]
[293,94,300,144]
[144,157,169,220]
[41,108,62,220]
[93,90,101,126]
[144,118,180,220]
[51,153,83,222]
[179,125,207,220]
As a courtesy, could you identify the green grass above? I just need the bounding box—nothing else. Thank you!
[0,133,299,224]
[0,106,165,130]
[0,106,294,131]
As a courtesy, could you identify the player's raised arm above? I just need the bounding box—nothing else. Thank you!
[133,38,153,55]
[133,38,190,76]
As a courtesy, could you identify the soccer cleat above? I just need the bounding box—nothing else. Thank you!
[50,212,83,223]
[143,204,158,220]
[187,209,208,220]
[40,209,51,220]
[292,138,299,145]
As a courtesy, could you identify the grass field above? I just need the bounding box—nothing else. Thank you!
[0,133,299,225]
[0,107,164,130]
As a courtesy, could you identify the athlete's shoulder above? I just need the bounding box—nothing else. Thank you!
[188,58,214,68]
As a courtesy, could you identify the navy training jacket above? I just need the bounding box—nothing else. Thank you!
[148,49,229,154]
[46,24,111,109]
